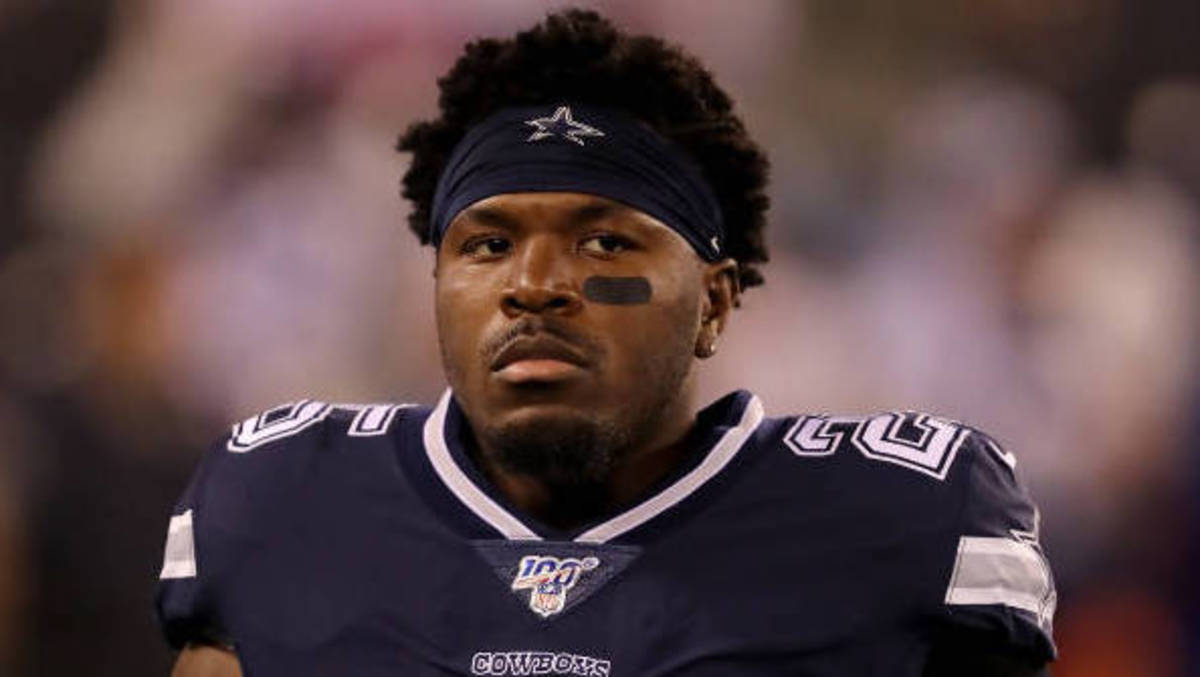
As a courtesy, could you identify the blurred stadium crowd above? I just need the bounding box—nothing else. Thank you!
[0,0,1198,674]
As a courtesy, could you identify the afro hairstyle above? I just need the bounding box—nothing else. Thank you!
[397,8,770,289]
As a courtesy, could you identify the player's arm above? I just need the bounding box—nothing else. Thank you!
[171,644,242,677]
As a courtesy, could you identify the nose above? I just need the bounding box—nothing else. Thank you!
[500,236,582,317]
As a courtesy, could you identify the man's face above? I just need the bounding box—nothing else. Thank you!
[434,192,726,482]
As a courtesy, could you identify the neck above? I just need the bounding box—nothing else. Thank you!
[470,390,698,531]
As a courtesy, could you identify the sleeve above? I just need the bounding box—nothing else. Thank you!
[153,400,334,650]
[154,437,235,650]
[937,429,1057,664]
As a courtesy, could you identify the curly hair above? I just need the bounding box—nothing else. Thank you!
[396,8,770,289]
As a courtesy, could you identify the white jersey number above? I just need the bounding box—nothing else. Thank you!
[785,412,971,480]
[226,401,411,452]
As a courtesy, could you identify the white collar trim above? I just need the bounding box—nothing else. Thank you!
[422,389,765,543]
[423,390,541,541]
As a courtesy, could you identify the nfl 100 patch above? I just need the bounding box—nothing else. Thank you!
[474,541,640,619]
[511,555,600,617]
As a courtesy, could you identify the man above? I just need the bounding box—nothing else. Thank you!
[158,10,1056,676]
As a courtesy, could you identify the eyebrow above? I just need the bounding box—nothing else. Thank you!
[457,198,629,231]
[457,206,521,230]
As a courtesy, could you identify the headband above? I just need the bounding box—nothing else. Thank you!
[429,104,725,261]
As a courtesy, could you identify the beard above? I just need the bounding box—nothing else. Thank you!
[476,350,694,523]
[484,413,626,521]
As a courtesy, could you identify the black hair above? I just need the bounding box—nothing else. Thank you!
[397,8,770,289]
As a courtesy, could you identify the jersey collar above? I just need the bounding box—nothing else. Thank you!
[421,389,764,543]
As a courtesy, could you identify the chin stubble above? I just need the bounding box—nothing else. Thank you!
[480,343,693,519]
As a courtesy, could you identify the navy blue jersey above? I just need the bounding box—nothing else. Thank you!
[156,390,1056,676]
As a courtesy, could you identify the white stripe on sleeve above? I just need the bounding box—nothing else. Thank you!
[944,535,1055,626]
[159,509,198,580]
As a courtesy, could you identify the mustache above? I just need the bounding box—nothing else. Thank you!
[481,317,601,364]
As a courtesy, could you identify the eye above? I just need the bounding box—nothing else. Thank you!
[579,233,634,256]
[460,236,512,258]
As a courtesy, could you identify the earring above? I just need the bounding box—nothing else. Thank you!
[697,338,717,358]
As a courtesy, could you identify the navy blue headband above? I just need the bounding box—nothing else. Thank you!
[429,104,725,261]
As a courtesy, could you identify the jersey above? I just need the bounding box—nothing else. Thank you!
[155,390,1057,676]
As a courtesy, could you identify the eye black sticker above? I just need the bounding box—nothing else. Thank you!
[582,276,652,305]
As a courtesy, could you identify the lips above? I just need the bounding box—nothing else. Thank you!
[490,335,592,373]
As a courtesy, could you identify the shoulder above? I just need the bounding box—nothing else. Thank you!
[741,409,1040,551]
[757,408,1056,661]
[176,399,434,542]
[776,409,976,481]
[156,398,433,648]
[762,409,1049,555]
[760,408,1022,507]
[224,400,428,453]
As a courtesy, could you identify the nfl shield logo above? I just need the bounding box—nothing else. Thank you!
[511,555,599,618]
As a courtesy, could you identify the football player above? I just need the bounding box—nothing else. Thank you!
[159,10,1056,676]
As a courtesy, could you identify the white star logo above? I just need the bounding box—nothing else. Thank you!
[525,106,605,146]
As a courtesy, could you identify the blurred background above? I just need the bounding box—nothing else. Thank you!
[0,0,1197,674]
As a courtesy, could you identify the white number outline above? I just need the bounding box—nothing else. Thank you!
[784,415,861,456]
[227,400,332,453]
[851,412,970,480]
[347,403,415,437]
[226,401,417,452]
[786,412,971,481]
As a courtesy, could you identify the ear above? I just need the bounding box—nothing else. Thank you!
[695,259,740,359]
